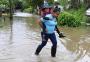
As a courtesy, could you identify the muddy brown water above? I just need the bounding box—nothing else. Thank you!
[0,17,90,62]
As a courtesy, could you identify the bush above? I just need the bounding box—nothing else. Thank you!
[58,12,81,27]
[68,7,86,22]
[23,6,33,13]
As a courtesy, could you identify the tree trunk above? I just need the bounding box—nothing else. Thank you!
[70,0,80,9]
[84,0,90,9]
[9,0,13,20]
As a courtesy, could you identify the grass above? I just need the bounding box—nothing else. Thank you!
[66,7,87,22]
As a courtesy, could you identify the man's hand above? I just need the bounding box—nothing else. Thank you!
[59,33,66,38]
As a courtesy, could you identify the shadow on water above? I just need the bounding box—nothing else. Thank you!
[0,17,13,44]
[0,14,90,62]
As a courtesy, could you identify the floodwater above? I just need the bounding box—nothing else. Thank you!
[0,15,90,62]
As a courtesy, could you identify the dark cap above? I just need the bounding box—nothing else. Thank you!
[53,6,61,12]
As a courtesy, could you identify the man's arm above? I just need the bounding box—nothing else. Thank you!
[55,25,60,34]
[55,25,66,38]
[55,17,66,38]
[36,18,43,28]
[37,18,47,32]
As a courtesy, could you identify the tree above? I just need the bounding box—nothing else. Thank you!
[70,0,80,9]
[29,0,54,8]
[84,0,90,9]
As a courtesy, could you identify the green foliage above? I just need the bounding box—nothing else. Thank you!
[59,0,68,6]
[48,0,54,4]
[58,12,81,27]
[23,6,33,13]
[0,0,9,8]
[0,0,54,12]
[30,0,54,8]
[67,7,86,22]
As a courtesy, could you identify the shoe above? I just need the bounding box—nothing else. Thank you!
[51,46,56,58]
[35,52,39,56]
[51,55,56,57]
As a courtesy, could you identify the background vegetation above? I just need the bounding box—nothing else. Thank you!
[0,0,90,27]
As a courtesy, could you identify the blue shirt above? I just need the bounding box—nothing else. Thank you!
[41,14,57,34]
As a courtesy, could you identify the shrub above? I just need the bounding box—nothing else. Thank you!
[23,6,33,13]
[58,12,81,27]
[68,8,86,22]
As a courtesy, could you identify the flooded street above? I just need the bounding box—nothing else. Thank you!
[0,16,90,62]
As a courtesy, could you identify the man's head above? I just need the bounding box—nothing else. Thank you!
[52,8,60,17]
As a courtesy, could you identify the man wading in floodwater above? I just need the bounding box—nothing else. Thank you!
[35,1,65,57]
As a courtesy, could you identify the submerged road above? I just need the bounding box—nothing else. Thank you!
[0,13,90,62]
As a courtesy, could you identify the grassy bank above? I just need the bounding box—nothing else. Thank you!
[58,7,87,27]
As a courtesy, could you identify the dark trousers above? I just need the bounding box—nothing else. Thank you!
[35,32,57,57]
